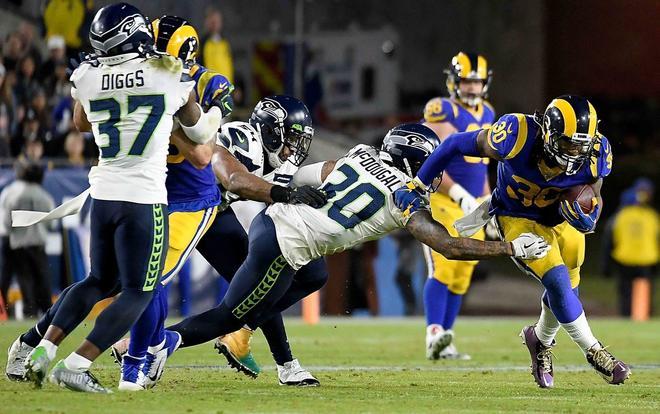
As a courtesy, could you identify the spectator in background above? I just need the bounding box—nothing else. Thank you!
[14,55,37,106]
[64,130,86,167]
[603,178,659,316]
[200,8,234,83]
[2,32,23,71]
[38,35,66,83]
[0,161,54,317]
[43,0,87,57]
[12,110,42,157]
[17,22,42,68]
[0,64,15,158]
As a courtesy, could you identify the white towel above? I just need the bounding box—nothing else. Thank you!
[12,188,90,228]
[453,196,492,237]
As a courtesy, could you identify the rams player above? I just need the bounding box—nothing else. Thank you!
[402,95,631,387]
[422,52,496,360]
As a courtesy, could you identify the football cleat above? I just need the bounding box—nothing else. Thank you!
[49,360,112,393]
[277,359,319,387]
[586,343,631,385]
[118,355,146,391]
[24,345,52,388]
[520,325,555,388]
[143,330,182,389]
[110,337,130,364]
[6,336,33,381]
[214,328,261,378]
[439,342,472,361]
[425,325,453,360]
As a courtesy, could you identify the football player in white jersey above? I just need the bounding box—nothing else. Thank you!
[162,123,550,367]
[110,95,327,387]
[21,3,223,393]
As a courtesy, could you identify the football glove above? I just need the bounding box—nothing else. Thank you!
[271,185,327,208]
[510,233,551,259]
[559,198,600,233]
[393,181,427,218]
[208,86,235,118]
[448,184,479,215]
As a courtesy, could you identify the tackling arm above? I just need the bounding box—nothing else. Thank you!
[405,210,513,260]
[213,145,276,203]
[170,128,214,169]
[176,91,222,144]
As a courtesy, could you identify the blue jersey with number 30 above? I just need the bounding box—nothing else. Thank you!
[488,113,613,226]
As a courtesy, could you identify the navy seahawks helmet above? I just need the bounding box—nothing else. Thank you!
[381,123,440,178]
[89,3,153,65]
[249,95,314,168]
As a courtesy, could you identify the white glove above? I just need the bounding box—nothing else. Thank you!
[448,184,479,215]
[510,233,551,259]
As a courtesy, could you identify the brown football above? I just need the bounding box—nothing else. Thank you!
[560,184,596,213]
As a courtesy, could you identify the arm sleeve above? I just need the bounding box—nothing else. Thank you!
[416,129,481,186]
[291,162,325,187]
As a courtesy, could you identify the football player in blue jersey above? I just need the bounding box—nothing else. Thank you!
[396,95,630,388]
[421,52,496,360]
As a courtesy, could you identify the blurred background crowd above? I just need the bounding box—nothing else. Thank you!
[0,0,657,320]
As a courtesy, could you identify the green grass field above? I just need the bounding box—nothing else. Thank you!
[1,317,659,413]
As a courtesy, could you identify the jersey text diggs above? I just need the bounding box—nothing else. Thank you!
[101,70,145,90]
[348,147,401,191]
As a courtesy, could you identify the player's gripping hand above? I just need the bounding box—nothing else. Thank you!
[559,198,600,233]
[208,86,235,118]
[271,185,327,208]
[394,181,427,218]
[510,233,551,259]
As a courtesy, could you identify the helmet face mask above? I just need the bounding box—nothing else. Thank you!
[250,96,314,168]
[381,123,440,180]
[541,95,599,175]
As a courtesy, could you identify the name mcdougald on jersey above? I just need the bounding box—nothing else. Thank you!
[268,144,415,270]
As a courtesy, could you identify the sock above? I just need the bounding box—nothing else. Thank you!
[424,278,448,326]
[36,339,58,360]
[541,266,583,323]
[260,314,293,366]
[21,327,42,348]
[427,324,443,336]
[63,352,92,371]
[534,293,561,347]
[561,312,600,354]
[443,292,463,330]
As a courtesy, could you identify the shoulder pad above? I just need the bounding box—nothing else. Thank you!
[218,122,262,172]
[346,144,377,158]
[486,113,531,160]
[589,135,613,179]
[424,97,456,123]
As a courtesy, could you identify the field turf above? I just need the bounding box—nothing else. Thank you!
[1,318,659,413]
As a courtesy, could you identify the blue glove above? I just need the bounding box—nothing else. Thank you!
[394,182,427,218]
[559,198,600,233]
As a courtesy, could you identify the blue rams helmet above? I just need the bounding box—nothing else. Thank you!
[541,95,599,175]
[249,95,314,168]
[89,2,153,65]
[381,123,439,178]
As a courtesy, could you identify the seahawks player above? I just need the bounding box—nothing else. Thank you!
[18,3,222,393]
[111,95,326,388]
[161,123,550,363]
[422,52,496,360]
[402,95,630,387]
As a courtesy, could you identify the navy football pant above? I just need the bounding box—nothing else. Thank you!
[168,211,327,349]
[47,199,167,352]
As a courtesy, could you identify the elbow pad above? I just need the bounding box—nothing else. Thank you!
[180,104,222,144]
[417,129,481,186]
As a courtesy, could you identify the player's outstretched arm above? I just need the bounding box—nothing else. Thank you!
[416,128,501,188]
[170,128,214,169]
[176,91,222,145]
[405,210,550,260]
[73,100,91,132]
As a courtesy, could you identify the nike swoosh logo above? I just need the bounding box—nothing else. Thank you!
[524,243,534,249]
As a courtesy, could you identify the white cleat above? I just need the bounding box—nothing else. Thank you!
[439,342,472,360]
[6,336,33,381]
[277,359,320,386]
[426,325,453,360]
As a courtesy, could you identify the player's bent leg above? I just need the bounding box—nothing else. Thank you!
[439,264,474,361]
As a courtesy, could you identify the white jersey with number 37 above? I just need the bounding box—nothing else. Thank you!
[71,55,194,204]
[267,144,412,269]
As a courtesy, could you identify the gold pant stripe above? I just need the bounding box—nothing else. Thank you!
[160,206,218,286]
